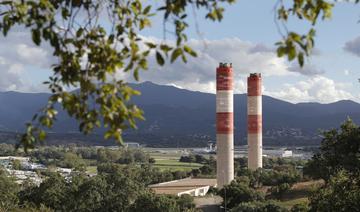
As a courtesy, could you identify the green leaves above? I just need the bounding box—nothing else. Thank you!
[143,5,151,15]
[171,48,183,63]
[276,0,334,67]
[76,28,84,37]
[0,0,234,150]
[298,52,304,67]
[276,29,316,66]
[0,0,350,151]
[139,18,151,30]
[184,45,197,57]
[206,7,225,21]
[156,51,165,66]
[39,130,46,141]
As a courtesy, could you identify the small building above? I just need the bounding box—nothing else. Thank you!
[6,169,42,185]
[0,156,30,162]
[281,150,293,158]
[0,156,31,169]
[57,167,72,175]
[124,142,140,148]
[22,163,46,170]
[149,178,217,197]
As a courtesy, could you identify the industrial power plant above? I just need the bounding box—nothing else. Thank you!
[148,64,264,195]
[216,62,263,188]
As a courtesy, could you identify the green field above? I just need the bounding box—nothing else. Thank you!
[278,197,309,209]
[144,148,204,171]
[84,148,205,173]
[153,158,202,171]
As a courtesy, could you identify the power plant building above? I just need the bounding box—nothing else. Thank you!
[247,73,263,170]
[216,63,234,188]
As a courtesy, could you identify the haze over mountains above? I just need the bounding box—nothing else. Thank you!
[0,81,359,147]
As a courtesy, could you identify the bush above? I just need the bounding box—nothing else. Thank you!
[199,165,214,175]
[260,169,300,187]
[309,170,360,211]
[130,193,180,212]
[179,155,195,163]
[304,119,360,182]
[0,169,20,210]
[230,201,287,212]
[176,194,195,211]
[291,202,309,212]
[195,155,206,164]
[270,183,291,199]
[149,158,156,164]
[219,180,264,209]
[12,159,22,170]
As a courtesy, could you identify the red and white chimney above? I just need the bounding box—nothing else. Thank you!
[247,73,263,170]
[216,62,234,188]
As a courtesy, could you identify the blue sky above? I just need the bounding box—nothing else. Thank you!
[0,0,359,103]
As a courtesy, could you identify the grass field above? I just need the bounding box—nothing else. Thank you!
[152,158,202,171]
[84,148,204,173]
[144,148,202,171]
[278,197,309,209]
[144,148,204,171]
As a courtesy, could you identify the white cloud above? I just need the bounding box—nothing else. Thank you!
[288,63,325,76]
[16,44,50,67]
[265,76,357,103]
[344,69,350,76]
[0,32,353,105]
[120,38,297,94]
[0,60,25,91]
[0,28,53,92]
[0,56,46,92]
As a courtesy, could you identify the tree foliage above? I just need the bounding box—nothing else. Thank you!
[0,168,20,211]
[304,119,360,181]
[219,179,264,209]
[230,200,287,212]
[291,203,309,212]
[0,0,234,149]
[130,193,180,212]
[14,164,197,211]
[275,0,334,66]
[236,160,302,189]
[304,119,360,211]
[309,170,360,212]
[12,159,22,170]
[0,0,352,149]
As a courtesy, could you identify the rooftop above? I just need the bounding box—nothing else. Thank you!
[149,178,217,195]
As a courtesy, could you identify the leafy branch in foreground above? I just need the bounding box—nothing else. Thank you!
[275,0,334,67]
[0,0,234,150]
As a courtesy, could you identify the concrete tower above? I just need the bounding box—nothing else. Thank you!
[247,73,262,170]
[216,62,234,188]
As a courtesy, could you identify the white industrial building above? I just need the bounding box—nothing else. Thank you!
[149,178,217,197]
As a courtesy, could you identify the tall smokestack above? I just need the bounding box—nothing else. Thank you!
[216,62,234,188]
[247,73,263,170]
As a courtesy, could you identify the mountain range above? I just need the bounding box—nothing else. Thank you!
[0,81,359,147]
